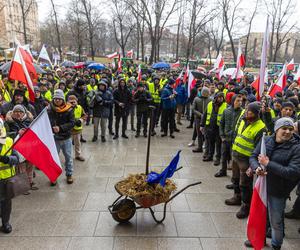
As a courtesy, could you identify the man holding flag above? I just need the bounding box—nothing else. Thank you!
[246,117,300,249]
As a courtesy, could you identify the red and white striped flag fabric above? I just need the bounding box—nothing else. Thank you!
[287,58,295,71]
[247,134,267,250]
[294,65,300,85]
[187,70,196,97]
[8,45,36,102]
[172,60,180,68]
[126,49,133,58]
[13,109,62,183]
[269,63,287,97]
[137,64,142,83]
[234,40,245,79]
[175,70,183,88]
[106,52,119,59]
[117,54,122,72]
[257,17,269,101]
[183,64,189,83]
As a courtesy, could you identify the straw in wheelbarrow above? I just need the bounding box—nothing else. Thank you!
[116,173,177,202]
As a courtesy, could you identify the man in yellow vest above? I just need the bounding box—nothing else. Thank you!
[225,102,267,219]
[68,95,86,161]
[148,76,162,136]
[0,118,19,234]
[201,92,227,165]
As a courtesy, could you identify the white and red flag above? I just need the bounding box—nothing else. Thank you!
[247,133,267,250]
[253,17,269,101]
[106,52,119,59]
[137,64,142,83]
[183,64,189,83]
[117,54,122,72]
[210,53,224,79]
[187,71,196,97]
[13,109,62,183]
[171,60,180,68]
[234,40,245,79]
[175,70,183,88]
[294,65,300,85]
[8,45,37,102]
[268,63,287,97]
[287,58,295,71]
[126,49,133,58]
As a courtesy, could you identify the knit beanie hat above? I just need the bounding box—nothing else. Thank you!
[274,117,294,132]
[247,101,261,116]
[201,87,210,97]
[281,101,295,110]
[13,104,26,113]
[53,89,65,101]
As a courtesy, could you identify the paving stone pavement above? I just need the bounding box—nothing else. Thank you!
[1,120,299,249]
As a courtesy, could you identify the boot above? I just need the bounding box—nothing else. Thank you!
[135,132,140,138]
[236,203,250,219]
[193,148,203,153]
[226,183,235,189]
[92,136,98,142]
[225,194,241,206]
[214,170,226,177]
[213,159,220,166]
[1,223,12,234]
[285,209,300,219]
[272,245,281,250]
[244,239,267,248]
[66,176,74,184]
[101,136,106,142]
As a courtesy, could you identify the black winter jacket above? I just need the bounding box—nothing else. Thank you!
[48,104,75,141]
[113,85,132,116]
[133,90,152,113]
[250,134,300,198]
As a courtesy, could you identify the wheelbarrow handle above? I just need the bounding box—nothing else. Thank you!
[166,181,201,203]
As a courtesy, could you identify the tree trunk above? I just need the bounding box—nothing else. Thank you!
[50,0,63,61]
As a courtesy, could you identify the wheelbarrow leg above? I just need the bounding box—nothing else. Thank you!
[148,203,168,224]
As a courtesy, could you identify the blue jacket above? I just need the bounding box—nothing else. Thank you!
[161,85,176,109]
[175,84,188,105]
[250,134,300,198]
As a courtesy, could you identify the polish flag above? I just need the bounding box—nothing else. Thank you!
[117,54,122,72]
[251,68,268,95]
[8,45,36,102]
[247,134,267,250]
[210,53,224,79]
[13,109,62,183]
[268,63,287,97]
[175,70,183,88]
[256,17,269,101]
[234,40,245,79]
[183,64,189,83]
[126,49,133,58]
[106,52,119,59]
[187,71,196,97]
[294,65,300,85]
[172,60,180,68]
[137,64,142,83]
[287,58,295,71]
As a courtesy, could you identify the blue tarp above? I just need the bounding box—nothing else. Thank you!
[87,63,106,70]
[152,62,170,69]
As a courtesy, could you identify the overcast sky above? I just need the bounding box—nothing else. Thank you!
[36,0,300,34]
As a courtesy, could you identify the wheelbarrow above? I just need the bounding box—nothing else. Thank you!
[108,106,201,224]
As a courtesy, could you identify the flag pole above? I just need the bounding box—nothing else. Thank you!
[3,108,48,155]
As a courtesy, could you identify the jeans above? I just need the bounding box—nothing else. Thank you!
[55,138,73,176]
[115,115,128,136]
[268,195,286,248]
[93,117,107,137]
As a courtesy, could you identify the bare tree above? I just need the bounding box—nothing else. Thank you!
[209,16,225,56]
[50,0,63,61]
[80,0,101,60]
[18,0,34,44]
[265,0,297,62]
[220,0,243,61]
[67,0,87,61]
[243,0,259,64]
[111,0,135,57]
[184,0,214,61]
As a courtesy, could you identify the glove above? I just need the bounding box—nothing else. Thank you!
[75,120,82,127]
[0,156,9,164]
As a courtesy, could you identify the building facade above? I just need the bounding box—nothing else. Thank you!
[0,0,39,49]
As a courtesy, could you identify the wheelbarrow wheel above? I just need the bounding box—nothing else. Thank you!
[111,199,136,223]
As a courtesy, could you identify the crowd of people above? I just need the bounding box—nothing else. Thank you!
[0,62,299,250]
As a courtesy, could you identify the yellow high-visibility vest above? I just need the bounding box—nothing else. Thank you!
[232,119,266,157]
[205,101,227,126]
[0,137,15,180]
[73,105,83,131]
[148,82,161,104]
